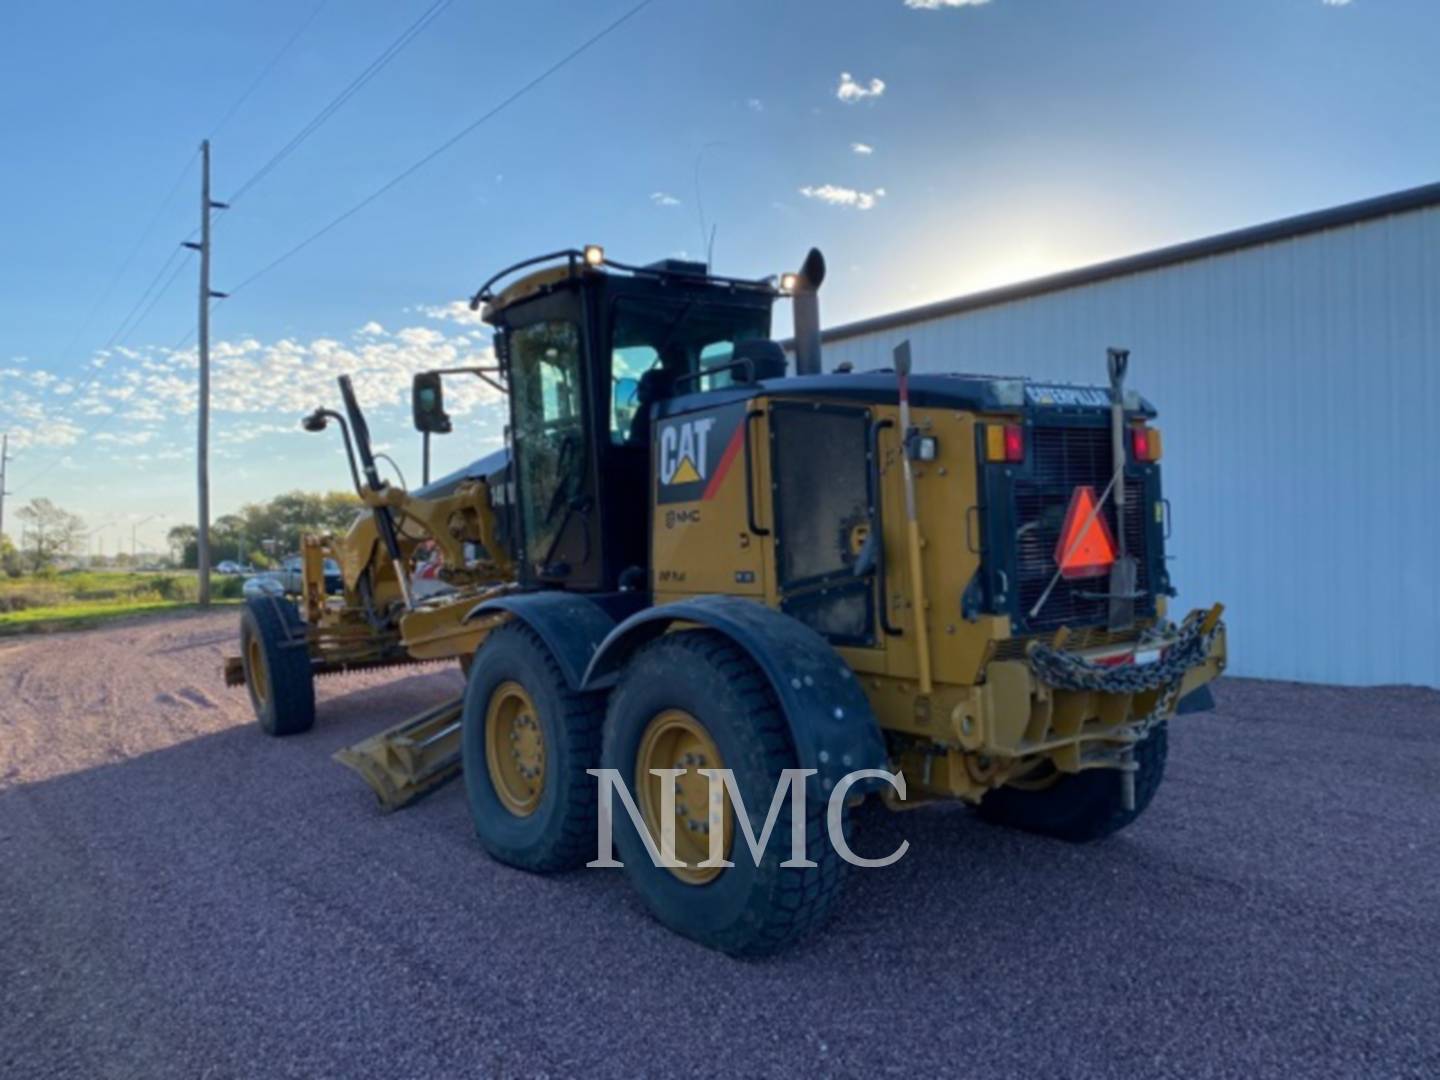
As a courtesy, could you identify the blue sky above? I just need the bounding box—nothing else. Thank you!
[1,0,1435,551]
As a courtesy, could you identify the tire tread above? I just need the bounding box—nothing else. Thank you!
[609,630,848,956]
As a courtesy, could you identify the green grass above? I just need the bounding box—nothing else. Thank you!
[0,570,245,635]
[0,599,239,636]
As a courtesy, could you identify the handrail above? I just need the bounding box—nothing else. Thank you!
[743,409,770,537]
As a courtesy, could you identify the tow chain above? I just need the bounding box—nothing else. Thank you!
[1027,605,1225,743]
[1024,605,1224,811]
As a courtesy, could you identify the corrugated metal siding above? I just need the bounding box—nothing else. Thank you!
[819,207,1440,687]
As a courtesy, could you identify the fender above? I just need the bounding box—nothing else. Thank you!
[583,595,888,797]
[465,591,618,690]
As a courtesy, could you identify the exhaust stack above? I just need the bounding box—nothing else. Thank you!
[792,248,827,376]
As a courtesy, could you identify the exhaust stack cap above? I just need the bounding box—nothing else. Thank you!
[792,247,827,376]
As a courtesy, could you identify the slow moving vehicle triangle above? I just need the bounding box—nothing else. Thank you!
[1054,485,1117,580]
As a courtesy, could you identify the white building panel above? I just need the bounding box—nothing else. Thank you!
[815,193,1440,687]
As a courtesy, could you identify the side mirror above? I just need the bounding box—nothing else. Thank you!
[412,371,452,434]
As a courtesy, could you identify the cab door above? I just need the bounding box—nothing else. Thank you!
[505,314,600,588]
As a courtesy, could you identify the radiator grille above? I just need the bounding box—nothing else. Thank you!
[1012,425,1152,631]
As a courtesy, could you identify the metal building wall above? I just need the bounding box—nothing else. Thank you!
[818,206,1440,687]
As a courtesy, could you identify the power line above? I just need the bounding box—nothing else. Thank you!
[209,0,331,139]
[10,245,196,499]
[55,150,197,368]
[60,0,326,372]
[229,0,658,298]
[11,250,197,497]
[105,243,192,350]
[16,0,659,500]
[116,250,197,348]
[226,0,453,207]
[12,2,329,491]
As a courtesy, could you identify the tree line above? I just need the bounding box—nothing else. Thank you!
[1,491,362,576]
[166,491,363,569]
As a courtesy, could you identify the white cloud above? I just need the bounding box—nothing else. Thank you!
[417,300,487,328]
[746,98,764,112]
[396,326,445,348]
[1321,0,1352,5]
[836,72,886,104]
[905,0,991,8]
[95,429,158,447]
[650,191,681,207]
[799,184,887,210]
[0,312,508,467]
[851,142,875,155]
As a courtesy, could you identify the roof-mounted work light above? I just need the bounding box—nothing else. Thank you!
[583,244,605,267]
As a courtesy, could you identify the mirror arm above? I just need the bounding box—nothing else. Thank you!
[428,365,509,397]
[305,408,365,498]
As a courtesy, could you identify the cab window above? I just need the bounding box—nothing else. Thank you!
[509,320,588,571]
[608,298,769,445]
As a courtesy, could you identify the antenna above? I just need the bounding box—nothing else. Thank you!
[693,141,725,265]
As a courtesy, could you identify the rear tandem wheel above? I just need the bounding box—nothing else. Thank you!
[976,722,1169,842]
[600,630,848,957]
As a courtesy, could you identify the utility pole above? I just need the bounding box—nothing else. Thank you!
[184,140,228,605]
[0,433,11,554]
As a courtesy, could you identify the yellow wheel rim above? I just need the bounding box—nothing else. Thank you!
[246,634,269,706]
[636,709,732,885]
[485,681,546,817]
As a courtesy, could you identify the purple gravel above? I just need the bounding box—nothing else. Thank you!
[2,612,1438,1078]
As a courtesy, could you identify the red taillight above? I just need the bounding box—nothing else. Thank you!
[1131,426,1162,462]
[1003,424,1024,463]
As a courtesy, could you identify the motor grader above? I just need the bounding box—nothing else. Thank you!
[227,245,1226,956]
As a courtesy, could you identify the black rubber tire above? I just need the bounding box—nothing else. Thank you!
[461,622,605,873]
[601,630,847,957]
[976,722,1169,842]
[239,596,315,736]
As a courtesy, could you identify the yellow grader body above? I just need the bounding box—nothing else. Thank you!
[228,246,1225,955]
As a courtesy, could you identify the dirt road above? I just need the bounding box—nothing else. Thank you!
[2,610,1438,1078]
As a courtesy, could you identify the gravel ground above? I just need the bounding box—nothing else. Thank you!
[1,610,1437,1079]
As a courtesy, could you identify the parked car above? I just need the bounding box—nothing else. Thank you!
[277,555,343,596]
[243,556,343,599]
[216,560,243,575]
[242,574,285,599]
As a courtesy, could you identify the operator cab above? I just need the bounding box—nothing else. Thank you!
[471,248,784,592]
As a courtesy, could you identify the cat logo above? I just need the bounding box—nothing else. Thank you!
[654,406,746,506]
[658,417,715,486]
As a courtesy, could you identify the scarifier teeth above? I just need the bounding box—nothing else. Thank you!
[313,657,454,679]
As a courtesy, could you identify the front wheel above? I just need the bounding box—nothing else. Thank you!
[601,631,847,957]
[461,622,605,872]
[976,723,1169,842]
